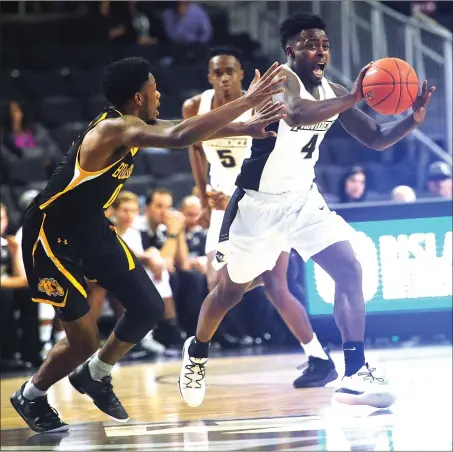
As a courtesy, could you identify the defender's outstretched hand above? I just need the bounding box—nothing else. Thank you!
[243,101,286,138]
[243,62,286,107]
[412,80,435,124]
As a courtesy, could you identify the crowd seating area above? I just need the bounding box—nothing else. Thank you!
[1,1,450,372]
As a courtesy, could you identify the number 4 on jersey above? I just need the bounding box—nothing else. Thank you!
[301,135,318,159]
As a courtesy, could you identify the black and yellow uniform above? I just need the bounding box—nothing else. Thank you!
[22,108,164,331]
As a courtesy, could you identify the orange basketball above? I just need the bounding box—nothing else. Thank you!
[362,58,419,115]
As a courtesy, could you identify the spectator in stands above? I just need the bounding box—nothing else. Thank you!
[141,188,189,347]
[162,0,212,45]
[143,188,209,338]
[1,101,61,180]
[182,195,208,275]
[0,203,30,371]
[391,185,417,202]
[425,161,452,199]
[129,1,159,45]
[338,165,367,203]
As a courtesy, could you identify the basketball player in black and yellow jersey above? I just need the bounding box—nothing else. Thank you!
[10,57,286,433]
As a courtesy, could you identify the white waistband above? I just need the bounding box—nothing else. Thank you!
[243,185,314,203]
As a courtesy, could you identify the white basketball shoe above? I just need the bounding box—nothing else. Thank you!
[178,337,208,407]
[333,363,396,408]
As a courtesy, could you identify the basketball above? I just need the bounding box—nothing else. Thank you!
[362,58,419,115]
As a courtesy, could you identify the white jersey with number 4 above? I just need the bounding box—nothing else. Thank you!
[198,89,253,196]
[236,65,338,195]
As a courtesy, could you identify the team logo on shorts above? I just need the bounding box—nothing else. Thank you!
[38,278,64,297]
[215,251,225,263]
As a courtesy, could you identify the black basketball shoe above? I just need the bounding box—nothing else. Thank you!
[68,362,129,422]
[293,348,338,388]
[10,383,69,433]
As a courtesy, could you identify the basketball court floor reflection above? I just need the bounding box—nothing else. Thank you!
[1,345,451,451]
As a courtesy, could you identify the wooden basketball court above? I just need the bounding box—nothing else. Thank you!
[1,345,451,451]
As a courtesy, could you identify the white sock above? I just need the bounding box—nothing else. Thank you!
[23,378,47,401]
[301,334,329,360]
[39,324,52,343]
[54,330,66,343]
[88,352,114,381]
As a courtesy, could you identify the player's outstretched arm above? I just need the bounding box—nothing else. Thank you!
[330,80,435,151]
[182,95,210,214]
[273,64,372,127]
[120,62,285,149]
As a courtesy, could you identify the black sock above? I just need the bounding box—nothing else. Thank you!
[343,341,365,376]
[189,337,210,358]
[164,318,178,328]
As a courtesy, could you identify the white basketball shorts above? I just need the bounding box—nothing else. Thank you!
[205,209,225,254]
[213,184,355,284]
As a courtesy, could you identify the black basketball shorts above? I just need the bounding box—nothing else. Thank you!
[21,206,154,322]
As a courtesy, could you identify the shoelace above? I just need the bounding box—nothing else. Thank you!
[358,364,385,383]
[32,397,61,423]
[184,358,206,389]
[297,356,323,373]
[98,376,122,407]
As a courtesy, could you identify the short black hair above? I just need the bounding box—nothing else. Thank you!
[280,12,326,51]
[208,46,244,68]
[101,57,151,108]
[145,188,173,206]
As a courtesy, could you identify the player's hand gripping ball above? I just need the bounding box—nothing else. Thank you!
[362,58,420,115]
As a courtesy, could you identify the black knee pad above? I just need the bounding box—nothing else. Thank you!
[114,294,164,343]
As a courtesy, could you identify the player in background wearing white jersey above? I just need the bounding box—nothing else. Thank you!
[183,46,337,388]
[179,14,435,409]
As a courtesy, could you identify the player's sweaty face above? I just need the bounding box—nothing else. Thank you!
[142,76,160,122]
[293,29,330,85]
[208,55,244,95]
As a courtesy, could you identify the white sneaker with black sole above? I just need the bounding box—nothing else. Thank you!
[333,363,396,408]
[178,336,208,407]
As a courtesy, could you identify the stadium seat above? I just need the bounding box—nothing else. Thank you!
[21,70,71,99]
[68,68,104,98]
[68,45,114,70]
[0,71,23,101]
[84,95,109,121]
[50,122,88,152]
[140,148,192,178]
[8,149,48,183]
[39,96,84,127]
[155,173,195,206]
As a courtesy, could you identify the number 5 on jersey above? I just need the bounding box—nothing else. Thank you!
[301,134,318,159]
[217,150,236,168]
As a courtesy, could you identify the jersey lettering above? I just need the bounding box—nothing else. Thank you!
[112,163,134,180]
[103,184,124,209]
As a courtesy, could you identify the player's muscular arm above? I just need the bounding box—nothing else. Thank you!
[121,63,285,149]
[182,96,210,208]
[273,68,355,127]
[330,82,418,151]
[273,64,375,127]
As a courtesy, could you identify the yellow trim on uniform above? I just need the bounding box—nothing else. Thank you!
[38,110,136,210]
[117,235,136,271]
[38,215,87,298]
[32,290,68,308]
[110,225,135,271]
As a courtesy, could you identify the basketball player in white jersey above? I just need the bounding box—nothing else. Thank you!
[179,14,434,408]
[183,46,338,388]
